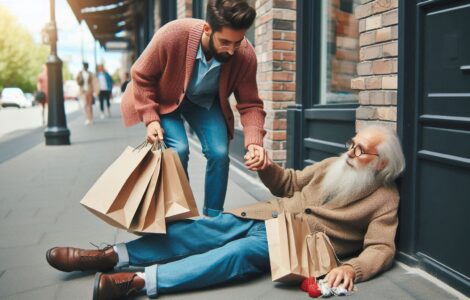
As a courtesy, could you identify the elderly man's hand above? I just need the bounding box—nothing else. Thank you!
[325,265,355,292]
[244,144,270,171]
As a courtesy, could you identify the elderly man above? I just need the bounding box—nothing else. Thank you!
[46,125,405,299]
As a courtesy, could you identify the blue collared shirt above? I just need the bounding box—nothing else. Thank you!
[185,45,222,110]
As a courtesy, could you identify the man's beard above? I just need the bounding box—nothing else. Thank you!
[208,32,233,63]
[320,153,379,205]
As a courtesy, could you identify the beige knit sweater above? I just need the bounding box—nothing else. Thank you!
[228,157,399,282]
[120,18,266,147]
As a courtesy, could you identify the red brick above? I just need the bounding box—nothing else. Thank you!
[372,59,394,74]
[282,52,296,61]
[355,2,373,19]
[351,77,365,90]
[281,62,295,71]
[365,76,382,89]
[273,40,295,51]
[383,42,398,57]
[382,9,398,26]
[272,72,294,82]
[357,61,373,76]
[356,120,396,132]
[360,44,382,60]
[359,31,376,46]
[272,91,295,101]
[282,31,296,41]
[265,118,287,130]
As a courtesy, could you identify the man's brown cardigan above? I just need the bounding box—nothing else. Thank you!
[228,157,399,282]
[120,18,266,147]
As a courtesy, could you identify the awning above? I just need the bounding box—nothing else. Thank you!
[67,0,134,48]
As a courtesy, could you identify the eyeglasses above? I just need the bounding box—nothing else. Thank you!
[345,140,379,158]
[215,36,245,51]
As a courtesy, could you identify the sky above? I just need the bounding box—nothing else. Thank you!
[0,0,123,76]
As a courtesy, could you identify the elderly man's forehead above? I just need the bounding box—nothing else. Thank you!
[353,127,385,147]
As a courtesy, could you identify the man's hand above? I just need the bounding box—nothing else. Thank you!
[244,144,271,171]
[325,265,356,292]
[146,121,164,143]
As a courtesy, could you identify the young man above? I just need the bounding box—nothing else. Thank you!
[46,126,406,299]
[121,0,269,217]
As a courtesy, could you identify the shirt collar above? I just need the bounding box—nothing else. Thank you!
[197,44,221,68]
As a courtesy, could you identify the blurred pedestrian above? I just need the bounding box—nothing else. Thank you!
[97,64,113,118]
[76,62,96,125]
[120,72,130,93]
[36,65,48,125]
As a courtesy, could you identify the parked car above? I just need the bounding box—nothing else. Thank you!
[0,87,32,108]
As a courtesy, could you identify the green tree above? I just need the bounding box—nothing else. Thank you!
[0,5,49,93]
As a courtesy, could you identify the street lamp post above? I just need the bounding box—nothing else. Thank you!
[44,0,70,145]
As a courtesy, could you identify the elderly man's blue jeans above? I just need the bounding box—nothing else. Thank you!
[114,214,270,298]
[159,99,229,217]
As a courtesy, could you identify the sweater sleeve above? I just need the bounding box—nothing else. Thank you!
[129,28,167,125]
[257,162,319,198]
[343,205,398,282]
[234,47,266,148]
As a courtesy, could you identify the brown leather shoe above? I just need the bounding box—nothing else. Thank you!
[93,272,145,300]
[46,246,118,272]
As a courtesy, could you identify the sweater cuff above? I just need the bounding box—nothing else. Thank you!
[243,126,266,148]
[258,162,283,181]
[142,111,160,126]
[343,259,363,283]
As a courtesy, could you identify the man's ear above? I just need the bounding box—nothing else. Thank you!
[376,158,388,171]
[203,23,212,36]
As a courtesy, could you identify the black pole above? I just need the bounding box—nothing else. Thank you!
[44,0,70,145]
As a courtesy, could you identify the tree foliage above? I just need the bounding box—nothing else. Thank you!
[0,5,49,93]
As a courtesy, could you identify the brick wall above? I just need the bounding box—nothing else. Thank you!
[351,0,398,131]
[230,0,296,166]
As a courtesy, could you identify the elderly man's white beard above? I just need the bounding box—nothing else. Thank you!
[321,153,379,205]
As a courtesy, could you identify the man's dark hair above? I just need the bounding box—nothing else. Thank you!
[206,0,256,32]
[82,62,89,70]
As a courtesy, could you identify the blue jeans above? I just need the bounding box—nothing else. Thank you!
[115,214,269,297]
[159,100,230,217]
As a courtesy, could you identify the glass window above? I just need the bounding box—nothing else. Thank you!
[320,0,360,104]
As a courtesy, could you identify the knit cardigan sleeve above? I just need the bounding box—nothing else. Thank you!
[129,26,169,125]
[257,162,319,198]
[343,199,399,282]
[234,46,266,147]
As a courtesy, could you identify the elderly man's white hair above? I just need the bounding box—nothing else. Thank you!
[363,125,405,184]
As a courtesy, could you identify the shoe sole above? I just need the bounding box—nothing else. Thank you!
[93,272,103,300]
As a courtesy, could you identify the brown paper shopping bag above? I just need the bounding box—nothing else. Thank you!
[80,144,159,229]
[266,213,338,282]
[161,148,199,221]
[305,232,338,278]
[129,150,166,234]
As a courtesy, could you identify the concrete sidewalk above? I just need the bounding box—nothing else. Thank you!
[0,103,464,299]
